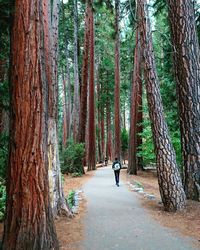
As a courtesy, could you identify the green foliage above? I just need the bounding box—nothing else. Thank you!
[137,111,156,166]
[61,140,85,175]
[0,179,6,221]
[121,128,128,155]
[67,190,75,209]
[0,133,8,179]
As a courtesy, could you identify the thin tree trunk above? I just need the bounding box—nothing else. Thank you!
[77,2,91,143]
[128,27,141,175]
[166,0,200,201]
[62,73,67,147]
[87,2,96,171]
[65,37,72,140]
[139,0,186,211]
[73,0,80,142]
[136,61,143,170]
[114,0,121,160]
[97,67,103,162]
[46,0,71,217]
[100,93,105,159]
[106,89,113,161]
[2,0,59,248]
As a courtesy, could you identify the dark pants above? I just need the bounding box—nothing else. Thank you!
[114,170,120,184]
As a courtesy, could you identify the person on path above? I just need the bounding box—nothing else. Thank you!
[112,157,122,187]
[104,156,108,166]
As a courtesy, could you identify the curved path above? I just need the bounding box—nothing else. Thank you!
[81,167,197,250]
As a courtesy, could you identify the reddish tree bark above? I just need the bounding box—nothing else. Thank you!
[73,0,80,142]
[128,28,141,175]
[166,0,200,201]
[97,67,103,162]
[139,0,186,211]
[100,99,105,158]
[2,0,59,248]
[136,60,143,170]
[106,95,113,161]
[87,2,96,171]
[114,0,121,160]
[77,2,91,143]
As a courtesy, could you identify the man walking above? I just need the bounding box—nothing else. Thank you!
[112,157,122,187]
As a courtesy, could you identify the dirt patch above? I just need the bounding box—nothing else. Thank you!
[56,168,95,250]
[121,169,200,247]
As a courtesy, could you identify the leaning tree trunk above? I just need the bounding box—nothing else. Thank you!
[87,3,96,171]
[139,0,186,211]
[46,0,71,217]
[77,2,91,144]
[73,0,80,142]
[166,0,200,201]
[128,26,141,175]
[114,0,121,160]
[2,0,59,248]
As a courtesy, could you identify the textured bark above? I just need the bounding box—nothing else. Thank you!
[45,0,71,217]
[114,0,121,160]
[73,0,80,142]
[87,3,96,171]
[77,3,91,143]
[136,61,143,170]
[2,0,59,248]
[139,0,186,211]
[128,28,141,175]
[166,0,200,200]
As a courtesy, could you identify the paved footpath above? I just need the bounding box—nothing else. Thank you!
[81,167,198,250]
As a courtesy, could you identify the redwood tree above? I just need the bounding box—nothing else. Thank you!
[128,27,141,175]
[139,0,186,211]
[87,2,96,171]
[166,0,200,200]
[77,2,91,143]
[2,0,59,248]
[73,0,80,141]
[114,0,121,160]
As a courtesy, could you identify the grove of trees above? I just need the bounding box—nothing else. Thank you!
[0,0,200,248]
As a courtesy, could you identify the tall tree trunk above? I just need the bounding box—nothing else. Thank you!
[128,27,141,175]
[106,93,113,161]
[87,3,96,171]
[97,67,103,162]
[166,0,200,201]
[73,0,80,142]
[136,60,143,170]
[77,2,91,143]
[139,0,186,211]
[2,0,59,248]
[100,94,105,158]
[65,37,72,140]
[46,0,71,217]
[138,0,185,211]
[62,72,67,147]
[114,0,121,160]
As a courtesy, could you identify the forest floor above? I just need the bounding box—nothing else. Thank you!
[121,169,200,245]
[0,165,199,249]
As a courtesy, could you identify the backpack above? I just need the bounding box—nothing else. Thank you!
[113,162,120,171]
